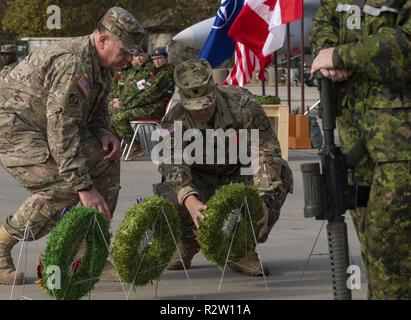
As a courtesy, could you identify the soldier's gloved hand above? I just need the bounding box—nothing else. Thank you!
[79,187,112,223]
[257,202,270,241]
[184,195,207,229]
[100,133,121,161]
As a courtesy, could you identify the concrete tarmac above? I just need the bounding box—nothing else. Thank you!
[0,86,368,300]
[0,148,367,300]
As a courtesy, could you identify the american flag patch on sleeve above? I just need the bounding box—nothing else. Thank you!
[77,76,92,97]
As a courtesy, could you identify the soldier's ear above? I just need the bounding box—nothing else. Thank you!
[96,32,110,50]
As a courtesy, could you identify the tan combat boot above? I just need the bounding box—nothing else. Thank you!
[228,251,270,277]
[0,225,25,285]
[166,239,200,270]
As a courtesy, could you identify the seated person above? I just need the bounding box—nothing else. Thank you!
[110,46,175,159]
[108,46,154,108]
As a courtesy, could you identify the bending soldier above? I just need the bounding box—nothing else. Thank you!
[154,59,293,276]
[0,7,145,285]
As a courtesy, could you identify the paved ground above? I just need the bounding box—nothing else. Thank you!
[0,148,367,300]
[0,86,368,300]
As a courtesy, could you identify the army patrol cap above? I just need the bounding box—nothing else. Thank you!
[174,59,216,111]
[0,44,16,54]
[100,7,146,55]
[151,47,168,57]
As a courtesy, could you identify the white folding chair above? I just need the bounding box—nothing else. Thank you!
[122,90,176,161]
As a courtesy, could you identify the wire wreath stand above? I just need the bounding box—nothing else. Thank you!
[216,196,269,292]
[9,207,197,300]
[8,209,129,300]
[107,205,197,300]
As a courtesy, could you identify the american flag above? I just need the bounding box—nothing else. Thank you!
[224,42,271,87]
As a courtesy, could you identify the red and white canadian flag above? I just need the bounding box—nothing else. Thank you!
[228,0,303,58]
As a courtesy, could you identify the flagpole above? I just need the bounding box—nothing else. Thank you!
[300,2,305,115]
[287,23,291,113]
[261,79,266,96]
[274,53,279,98]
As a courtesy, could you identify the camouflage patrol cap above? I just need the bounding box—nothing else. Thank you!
[151,47,168,57]
[174,59,216,111]
[0,44,16,54]
[100,7,146,55]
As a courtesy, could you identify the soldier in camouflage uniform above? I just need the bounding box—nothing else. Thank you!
[0,44,18,80]
[0,7,145,285]
[108,42,153,106]
[110,47,175,146]
[310,0,411,299]
[153,59,293,276]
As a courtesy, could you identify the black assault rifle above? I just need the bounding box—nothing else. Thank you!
[301,71,359,300]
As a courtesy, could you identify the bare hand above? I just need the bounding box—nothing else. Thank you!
[257,202,270,240]
[110,98,122,109]
[319,68,353,82]
[311,48,335,76]
[79,187,111,222]
[100,133,121,161]
[184,195,207,229]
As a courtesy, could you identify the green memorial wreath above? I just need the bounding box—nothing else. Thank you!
[41,206,110,300]
[111,196,182,287]
[197,183,263,267]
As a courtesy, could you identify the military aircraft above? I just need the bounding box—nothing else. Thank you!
[173,0,321,64]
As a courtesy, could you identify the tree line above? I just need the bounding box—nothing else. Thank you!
[0,0,220,38]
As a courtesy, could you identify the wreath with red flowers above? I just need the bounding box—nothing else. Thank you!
[39,206,110,300]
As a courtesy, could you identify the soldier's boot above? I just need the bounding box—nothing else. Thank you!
[0,225,25,285]
[166,238,200,270]
[228,251,270,277]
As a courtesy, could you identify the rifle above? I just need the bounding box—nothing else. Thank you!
[301,71,357,300]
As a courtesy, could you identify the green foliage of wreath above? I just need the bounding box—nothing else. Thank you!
[41,206,110,300]
[197,183,263,267]
[112,196,182,287]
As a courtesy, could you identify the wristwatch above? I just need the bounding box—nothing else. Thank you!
[262,195,275,209]
[78,185,93,192]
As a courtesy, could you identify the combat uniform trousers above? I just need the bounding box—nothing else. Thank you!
[0,132,120,241]
[339,103,411,300]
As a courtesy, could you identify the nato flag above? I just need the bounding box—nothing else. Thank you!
[198,0,244,68]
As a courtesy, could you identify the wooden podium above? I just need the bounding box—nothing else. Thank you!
[288,114,312,149]
[261,105,289,160]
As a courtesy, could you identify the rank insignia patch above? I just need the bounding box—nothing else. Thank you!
[68,92,79,106]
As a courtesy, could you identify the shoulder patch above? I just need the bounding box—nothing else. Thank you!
[77,76,92,97]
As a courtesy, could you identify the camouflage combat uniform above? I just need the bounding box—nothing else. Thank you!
[310,0,411,299]
[0,6,145,285]
[154,60,293,247]
[109,69,128,101]
[0,35,120,240]
[0,61,18,80]
[110,62,175,142]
